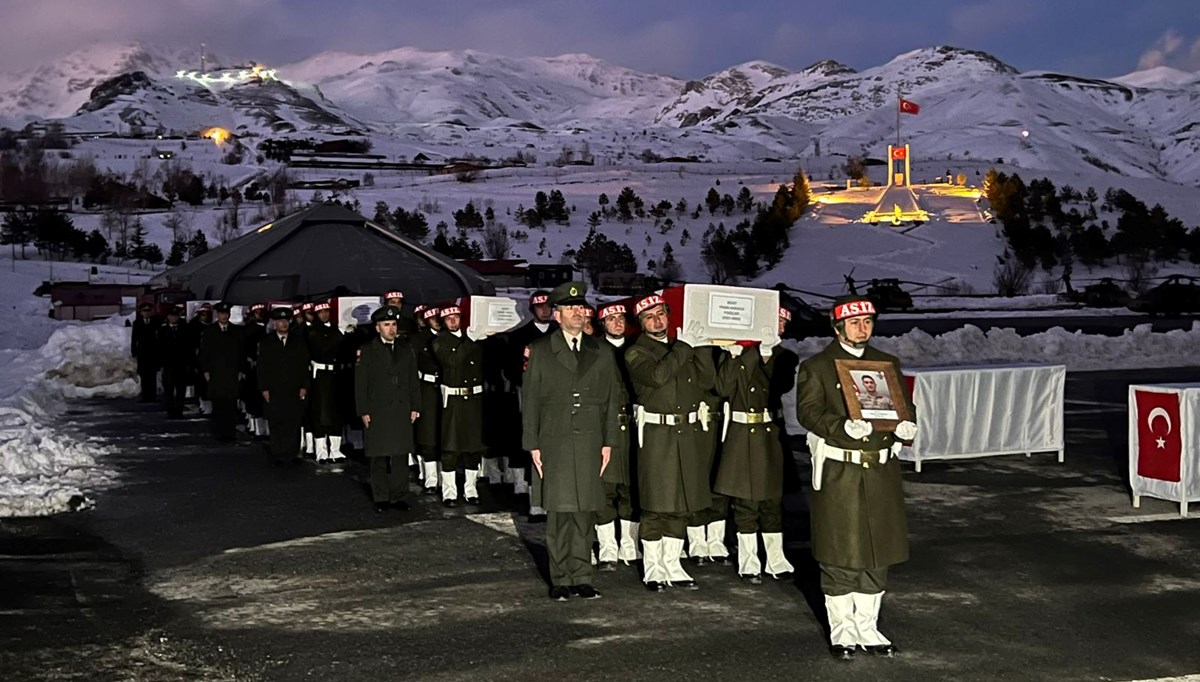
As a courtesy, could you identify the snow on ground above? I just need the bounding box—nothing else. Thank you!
[0,255,144,517]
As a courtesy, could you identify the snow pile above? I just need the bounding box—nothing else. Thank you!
[0,321,136,517]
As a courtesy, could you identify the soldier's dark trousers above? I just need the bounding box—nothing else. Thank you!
[732,497,783,533]
[639,511,689,541]
[138,370,158,402]
[370,455,409,503]
[596,482,635,526]
[820,564,888,596]
[441,450,482,471]
[546,511,596,586]
[211,398,238,441]
[266,395,304,462]
[689,493,728,527]
[161,369,187,418]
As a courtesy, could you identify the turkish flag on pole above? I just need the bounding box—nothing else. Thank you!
[899,98,920,115]
[1135,390,1183,482]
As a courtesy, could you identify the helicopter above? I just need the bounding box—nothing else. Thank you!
[1130,275,1200,316]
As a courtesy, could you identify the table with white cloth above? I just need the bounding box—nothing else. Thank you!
[901,364,1066,472]
[1129,383,1200,517]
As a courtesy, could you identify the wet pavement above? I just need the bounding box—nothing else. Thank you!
[5,367,1200,681]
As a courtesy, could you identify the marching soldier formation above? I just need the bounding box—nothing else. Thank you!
[128,285,916,660]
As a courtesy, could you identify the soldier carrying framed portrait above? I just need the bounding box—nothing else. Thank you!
[834,359,910,432]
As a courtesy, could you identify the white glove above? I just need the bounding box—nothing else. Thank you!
[895,420,917,441]
[724,344,744,358]
[761,343,776,359]
[844,419,873,439]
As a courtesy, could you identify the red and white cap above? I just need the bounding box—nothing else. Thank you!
[529,292,549,306]
[413,304,427,315]
[598,303,626,319]
[583,307,595,318]
[831,298,877,321]
[249,303,266,312]
[301,302,315,311]
[634,294,665,316]
[385,290,404,301]
[314,301,331,312]
[779,307,792,322]
[422,307,441,320]
[440,306,461,317]
[198,302,213,311]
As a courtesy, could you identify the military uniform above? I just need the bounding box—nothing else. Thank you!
[412,306,443,494]
[197,304,244,442]
[501,292,557,496]
[131,305,161,402]
[523,282,620,599]
[356,305,422,509]
[306,302,346,462]
[258,309,311,464]
[187,306,213,413]
[241,304,268,437]
[594,303,640,568]
[433,305,487,506]
[625,294,715,590]
[795,295,916,659]
[155,308,191,418]
[686,346,729,565]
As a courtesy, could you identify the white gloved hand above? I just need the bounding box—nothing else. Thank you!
[724,344,744,358]
[843,419,873,439]
[895,420,917,441]
[761,343,776,359]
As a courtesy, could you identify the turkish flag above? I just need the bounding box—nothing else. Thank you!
[1135,390,1182,482]
[891,147,907,160]
[899,98,920,115]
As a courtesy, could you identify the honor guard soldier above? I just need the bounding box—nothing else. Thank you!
[258,307,311,465]
[595,303,640,568]
[796,295,917,660]
[156,306,191,419]
[198,303,245,442]
[522,282,621,601]
[188,303,213,413]
[307,301,346,463]
[687,345,728,567]
[412,305,443,495]
[712,310,798,584]
[131,302,161,402]
[356,305,421,512]
[501,291,558,498]
[433,304,487,507]
[625,294,716,590]
[384,290,405,309]
[241,304,269,436]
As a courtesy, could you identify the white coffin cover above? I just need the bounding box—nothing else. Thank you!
[900,364,1065,461]
[336,296,382,332]
[465,295,524,341]
[677,284,780,347]
[1128,383,1200,507]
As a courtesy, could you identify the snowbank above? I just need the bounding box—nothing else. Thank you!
[0,321,136,517]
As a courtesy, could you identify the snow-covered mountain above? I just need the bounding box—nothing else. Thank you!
[4,41,1200,184]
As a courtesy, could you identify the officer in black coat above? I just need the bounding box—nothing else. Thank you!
[241,304,269,437]
[197,303,244,442]
[356,305,422,512]
[258,307,311,464]
[156,306,191,418]
[131,302,161,402]
[187,304,213,412]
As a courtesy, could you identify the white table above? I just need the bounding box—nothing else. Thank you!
[1129,383,1200,517]
[901,364,1066,472]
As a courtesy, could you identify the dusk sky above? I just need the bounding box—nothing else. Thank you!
[2,0,1199,79]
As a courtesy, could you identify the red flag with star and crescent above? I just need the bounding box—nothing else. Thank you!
[1135,390,1182,482]
[899,98,920,115]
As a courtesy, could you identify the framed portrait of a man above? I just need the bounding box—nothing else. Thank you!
[834,359,911,432]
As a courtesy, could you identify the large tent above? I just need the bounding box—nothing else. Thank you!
[149,203,493,303]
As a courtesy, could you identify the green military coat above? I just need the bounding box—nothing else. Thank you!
[410,328,441,452]
[624,334,715,513]
[600,338,635,487]
[796,341,915,569]
[714,344,783,501]
[523,332,621,512]
[433,330,486,454]
[355,337,421,458]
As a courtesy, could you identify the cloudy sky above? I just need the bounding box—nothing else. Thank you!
[2,0,1198,78]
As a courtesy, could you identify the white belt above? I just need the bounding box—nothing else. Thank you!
[440,384,483,407]
[311,361,335,377]
[419,372,439,384]
[807,434,902,491]
[633,404,706,447]
[722,408,773,442]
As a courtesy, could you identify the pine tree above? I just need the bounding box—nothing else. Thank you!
[166,239,187,266]
[187,229,209,259]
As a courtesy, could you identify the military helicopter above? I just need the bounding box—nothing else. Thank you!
[1070,277,1129,308]
[835,271,916,312]
[1130,275,1200,316]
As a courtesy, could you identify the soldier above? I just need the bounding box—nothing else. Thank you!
[384,290,405,309]
[796,295,917,660]
[712,308,798,584]
[188,303,213,413]
[412,305,443,495]
[625,294,715,591]
[523,281,620,601]
[356,305,421,513]
[594,303,640,569]
[433,304,487,507]
[501,291,558,502]
[686,344,729,567]
[198,303,244,442]
[242,303,269,436]
[131,302,161,402]
[307,301,346,463]
[258,307,311,465]
[156,306,191,419]
[857,375,895,412]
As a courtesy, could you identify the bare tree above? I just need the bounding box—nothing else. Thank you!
[482,221,512,260]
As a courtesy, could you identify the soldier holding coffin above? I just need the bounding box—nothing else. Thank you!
[433,303,487,507]
[593,303,640,569]
[307,301,346,463]
[412,305,443,495]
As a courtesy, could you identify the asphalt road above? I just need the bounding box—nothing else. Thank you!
[5,367,1200,681]
[877,313,1196,337]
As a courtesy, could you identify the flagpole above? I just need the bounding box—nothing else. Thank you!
[896,88,901,148]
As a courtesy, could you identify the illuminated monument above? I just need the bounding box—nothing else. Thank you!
[863,143,929,226]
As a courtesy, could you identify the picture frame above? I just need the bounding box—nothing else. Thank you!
[834,359,911,432]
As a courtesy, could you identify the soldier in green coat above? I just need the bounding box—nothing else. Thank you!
[412,305,443,496]
[523,282,620,601]
[625,294,715,591]
[796,295,917,661]
[714,308,796,584]
[433,303,487,507]
[686,347,729,566]
[593,303,639,569]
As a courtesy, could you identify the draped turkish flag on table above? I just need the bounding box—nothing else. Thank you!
[899,98,920,115]
[1135,389,1182,482]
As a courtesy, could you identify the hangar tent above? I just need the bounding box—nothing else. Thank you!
[149,203,493,303]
